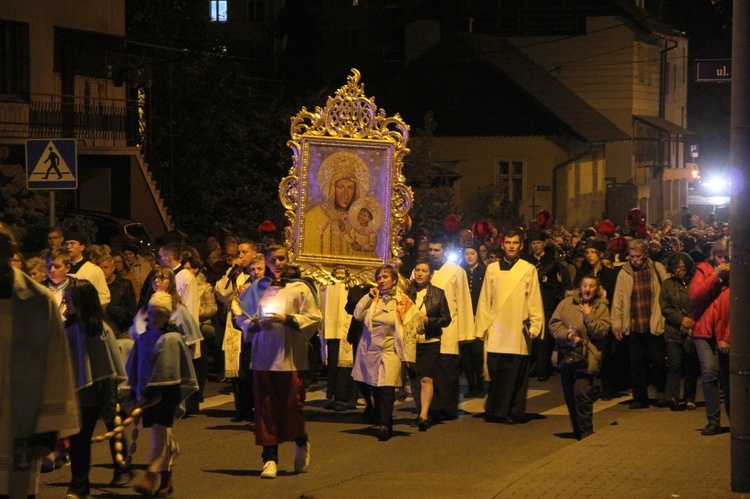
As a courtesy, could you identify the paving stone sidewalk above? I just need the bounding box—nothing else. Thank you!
[488,405,743,498]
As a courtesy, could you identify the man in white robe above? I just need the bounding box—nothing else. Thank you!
[64,231,110,308]
[475,230,544,424]
[425,234,474,420]
[321,269,359,410]
[215,241,256,421]
[0,223,79,498]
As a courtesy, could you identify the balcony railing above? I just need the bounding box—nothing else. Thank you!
[0,93,140,147]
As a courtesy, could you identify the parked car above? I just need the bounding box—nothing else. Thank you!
[57,209,153,251]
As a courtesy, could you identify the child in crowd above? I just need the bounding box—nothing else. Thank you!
[62,279,128,497]
[25,256,47,283]
[343,203,379,258]
[126,291,198,496]
[46,248,73,318]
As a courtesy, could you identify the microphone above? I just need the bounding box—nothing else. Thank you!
[225,264,241,289]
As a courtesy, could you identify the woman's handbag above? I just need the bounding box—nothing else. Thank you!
[559,342,588,368]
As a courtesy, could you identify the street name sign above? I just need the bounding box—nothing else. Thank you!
[696,59,732,82]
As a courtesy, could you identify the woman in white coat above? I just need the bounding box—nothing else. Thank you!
[352,265,421,441]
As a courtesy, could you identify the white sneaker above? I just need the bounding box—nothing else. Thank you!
[294,441,310,473]
[260,461,277,479]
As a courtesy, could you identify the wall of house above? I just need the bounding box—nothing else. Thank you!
[662,42,689,129]
[2,0,125,96]
[560,153,607,229]
[510,15,688,182]
[1,1,170,235]
[509,17,639,131]
[427,135,604,227]
[662,167,689,221]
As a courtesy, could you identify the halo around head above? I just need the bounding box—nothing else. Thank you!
[317,151,371,201]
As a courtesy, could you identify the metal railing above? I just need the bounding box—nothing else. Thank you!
[0,93,140,147]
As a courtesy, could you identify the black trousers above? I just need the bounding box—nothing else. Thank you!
[601,332,631,393]
[232,341,254,418]
[531,324,554,378]
[262,435,308,464]
[371,386,395,428]
[357,381,374,410]
[629,332,666,402]
[429,354,460,419]
[68,405,101,496]
[459,340,484,391]
[485,353,530,419]
[326,339,360,404]
[665,340,699,402]
[560,368,595,436]
[185,355,207,414]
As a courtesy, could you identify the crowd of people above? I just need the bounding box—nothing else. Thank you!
[0,205,732,496]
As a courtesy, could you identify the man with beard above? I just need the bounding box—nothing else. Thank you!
[476,229,544,424]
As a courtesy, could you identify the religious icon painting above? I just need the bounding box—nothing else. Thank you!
[280,69,413,277]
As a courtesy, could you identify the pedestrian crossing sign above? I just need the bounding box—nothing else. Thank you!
[25,139,78,190]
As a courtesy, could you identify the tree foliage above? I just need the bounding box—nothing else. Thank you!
[403,112,460,236]
[462,184,520,231]
[0,164,49,250]
[126,0,294,241]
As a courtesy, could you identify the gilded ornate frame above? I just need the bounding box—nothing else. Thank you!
[280,69,412,281]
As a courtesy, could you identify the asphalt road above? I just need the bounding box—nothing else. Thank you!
[37,373,665,499]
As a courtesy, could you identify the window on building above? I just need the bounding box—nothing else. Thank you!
[495,159,524,210]
[0,20,30,97]
[210,1,228,22]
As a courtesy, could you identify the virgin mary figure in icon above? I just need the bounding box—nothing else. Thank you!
[304,151,372,257]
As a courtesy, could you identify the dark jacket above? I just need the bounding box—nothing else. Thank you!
[460,261,487,314]
[406,283,452,341]
[345,283,374,346]
[659,276,695,344]
[524,251,571,313]
[573,263,619,309]
[106,275,137,333]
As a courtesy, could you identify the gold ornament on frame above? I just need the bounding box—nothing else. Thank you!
[280,68,412,283]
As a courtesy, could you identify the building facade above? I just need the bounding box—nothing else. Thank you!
[0,0,172,242]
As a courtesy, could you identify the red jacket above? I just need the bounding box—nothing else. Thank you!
[689,261,730,343]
